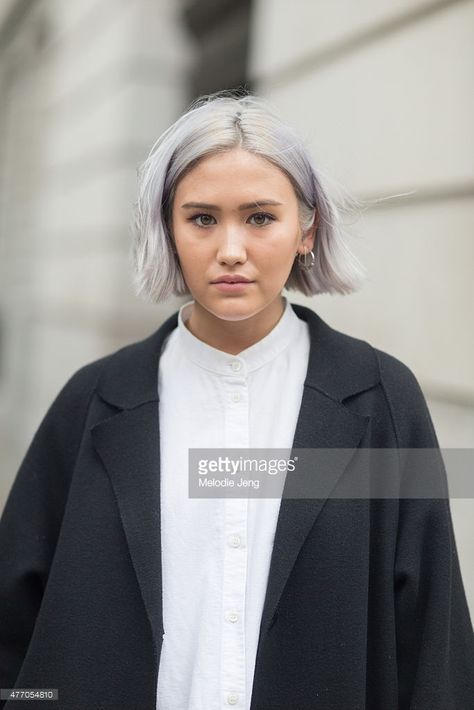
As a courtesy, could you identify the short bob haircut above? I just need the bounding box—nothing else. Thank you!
[131,89,367,303]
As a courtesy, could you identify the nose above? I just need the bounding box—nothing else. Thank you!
[216,228,247,266]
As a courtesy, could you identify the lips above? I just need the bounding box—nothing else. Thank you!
[211,276,254,284]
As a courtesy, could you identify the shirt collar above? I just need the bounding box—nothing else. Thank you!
[176,296,304,376]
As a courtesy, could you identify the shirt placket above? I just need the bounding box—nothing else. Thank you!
[221,356,249,709]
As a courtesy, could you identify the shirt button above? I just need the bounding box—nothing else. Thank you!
[231,360,241,372]
[228,535,241,547]
[231,391,241,402]
[227,693,239,705]
[227,611,239,623]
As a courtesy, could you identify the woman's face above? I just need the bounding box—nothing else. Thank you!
[171,147,314,322]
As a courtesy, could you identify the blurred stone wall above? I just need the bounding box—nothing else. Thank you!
[0,0,193,503]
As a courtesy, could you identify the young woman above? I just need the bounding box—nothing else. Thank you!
[0,90,473,710]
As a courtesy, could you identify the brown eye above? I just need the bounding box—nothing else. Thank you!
[250,212,275,227]
[190,214,216,228]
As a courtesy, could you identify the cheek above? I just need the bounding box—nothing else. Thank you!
[177,242,209,278]
[254,232,297,263]
[174,227,201,256]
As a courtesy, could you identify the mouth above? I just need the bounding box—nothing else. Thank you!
[210,276,254,284]
[210,280,255,293]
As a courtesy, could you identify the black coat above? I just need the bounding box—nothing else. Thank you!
[1,303,473,710]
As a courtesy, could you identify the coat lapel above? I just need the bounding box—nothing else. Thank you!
[255,386,371,647]
[90,311,178,663]
[89,302,380,666]
[90,403,165,664]
[255,304,378,646]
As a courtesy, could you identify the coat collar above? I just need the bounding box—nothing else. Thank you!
[175,296,306,375]
[95,302,379,409]
[90,302,380,680]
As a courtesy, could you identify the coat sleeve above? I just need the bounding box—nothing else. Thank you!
[376,350,474,709]
[0,361,103,697]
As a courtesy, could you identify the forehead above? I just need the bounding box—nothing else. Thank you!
[174,148,296,200]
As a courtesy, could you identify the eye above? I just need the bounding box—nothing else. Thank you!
[188,213,216,228]
[249,212,276,227]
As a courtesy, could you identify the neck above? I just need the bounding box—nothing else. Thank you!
[184,296,286,355]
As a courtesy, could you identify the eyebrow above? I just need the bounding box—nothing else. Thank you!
[180,199,284,211]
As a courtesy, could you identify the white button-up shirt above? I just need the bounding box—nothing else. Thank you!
[156,296,310,710]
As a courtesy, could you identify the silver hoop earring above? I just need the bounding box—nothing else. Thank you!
[297,248,315,271]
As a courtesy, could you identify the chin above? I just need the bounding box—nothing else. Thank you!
[204,296,264,322]
[214,306,259,322]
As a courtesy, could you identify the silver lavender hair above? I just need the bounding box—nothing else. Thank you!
[131,89,367,303]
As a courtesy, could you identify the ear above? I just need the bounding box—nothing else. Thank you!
[298,211,319,254]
